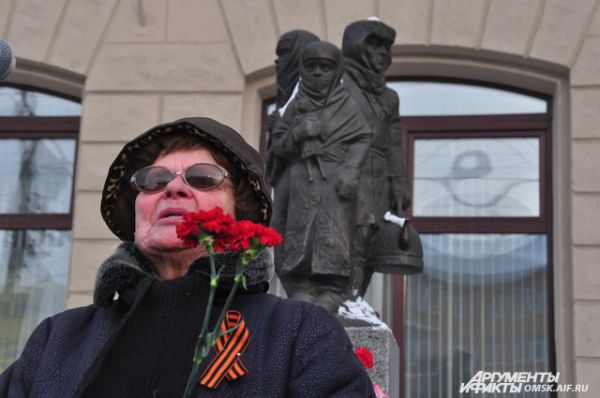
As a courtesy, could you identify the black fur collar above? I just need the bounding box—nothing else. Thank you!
[94,242,274,307]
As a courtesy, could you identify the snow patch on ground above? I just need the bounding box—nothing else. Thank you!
[338,297,390,330]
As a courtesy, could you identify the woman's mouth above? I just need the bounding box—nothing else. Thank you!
[157,208,190,222]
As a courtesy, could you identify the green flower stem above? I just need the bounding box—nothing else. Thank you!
[208,266,243,346]
[182,246,218,398]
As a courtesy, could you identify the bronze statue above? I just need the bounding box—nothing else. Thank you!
[267,22,423,318]
[269,41,372,312]
[342,19,422,297]
[266,30,319,281]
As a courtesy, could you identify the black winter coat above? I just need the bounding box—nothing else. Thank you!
[0,243,375,398]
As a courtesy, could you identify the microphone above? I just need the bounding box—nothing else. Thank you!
[0,39,16,81]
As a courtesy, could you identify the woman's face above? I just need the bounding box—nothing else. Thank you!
[134,147,236,255]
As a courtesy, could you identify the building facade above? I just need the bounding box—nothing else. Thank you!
[1,0,599,396]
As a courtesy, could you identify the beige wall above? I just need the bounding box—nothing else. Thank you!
[3,0,600,395]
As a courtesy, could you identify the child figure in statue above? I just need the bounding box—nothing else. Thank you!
[269,41,372,312]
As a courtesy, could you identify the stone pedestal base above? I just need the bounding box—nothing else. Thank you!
[345,326,399,398]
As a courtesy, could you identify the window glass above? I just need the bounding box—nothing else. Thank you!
[389,82,547,116]
[404,234,550,397]
[0,86,79,370]
[413,138,540,217]
[0,87,81,116]
[0,139,76,214]
[0,229,71,369]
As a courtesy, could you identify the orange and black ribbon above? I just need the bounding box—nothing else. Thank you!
[199,310,250,389]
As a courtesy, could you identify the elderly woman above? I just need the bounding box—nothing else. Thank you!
[0,118,374,397]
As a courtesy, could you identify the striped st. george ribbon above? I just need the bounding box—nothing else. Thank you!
[199,310,250,389]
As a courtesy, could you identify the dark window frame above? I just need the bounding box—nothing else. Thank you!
[394,110,555,397]
[0,115,80,231]
[403,113,552,232]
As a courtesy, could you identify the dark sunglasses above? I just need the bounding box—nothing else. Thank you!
[130,163,230,193]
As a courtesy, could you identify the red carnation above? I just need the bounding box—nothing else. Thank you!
[176,221,200,247]
[255,224,283,247]
[183,208,234,234]
[354,346,374,369]
[225,220,261,251]
[176,208,234,252]
[176,206,282,259]
[225,221,283,251]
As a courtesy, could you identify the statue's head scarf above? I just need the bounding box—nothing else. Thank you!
[275,30,320,108]
[342,19,395,95]
[298,41,344,109]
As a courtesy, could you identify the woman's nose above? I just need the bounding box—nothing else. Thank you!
[162,173,192,198]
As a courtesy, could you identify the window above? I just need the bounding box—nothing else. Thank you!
[0,85,80,370]
[391,81,553,397]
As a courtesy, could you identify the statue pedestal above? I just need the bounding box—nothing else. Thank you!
[345,326,399,398]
